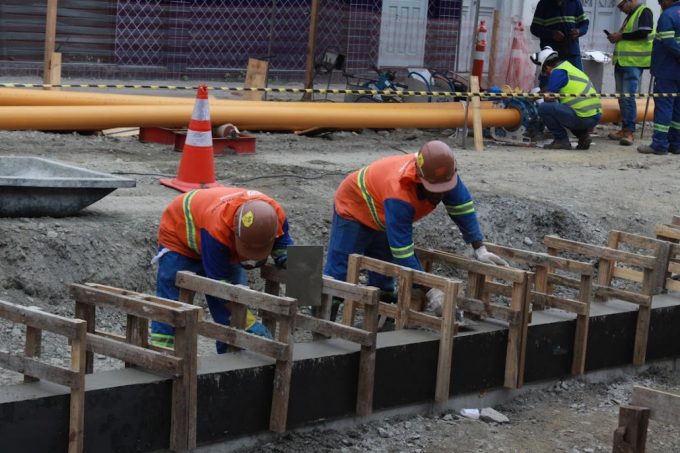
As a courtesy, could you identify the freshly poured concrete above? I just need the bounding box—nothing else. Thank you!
[0,293,679,452]
[0,156,135,217]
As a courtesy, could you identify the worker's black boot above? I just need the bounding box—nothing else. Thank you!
[572,129,592,150]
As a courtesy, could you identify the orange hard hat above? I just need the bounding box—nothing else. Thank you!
[233,200,278,261]
[416,140,458,192]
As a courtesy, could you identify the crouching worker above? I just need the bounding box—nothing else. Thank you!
[532,46,602,150]
[150,186,293,352]
[324,140,507,320]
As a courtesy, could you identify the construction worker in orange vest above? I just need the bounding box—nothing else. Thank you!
[324,140,508,318]
[150,187,293,351]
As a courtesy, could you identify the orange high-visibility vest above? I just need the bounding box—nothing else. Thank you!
[334,154,437,230]
[158,187,286,260]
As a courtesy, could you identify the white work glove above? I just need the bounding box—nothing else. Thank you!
[425,288,445,317]
[473,246,509,266]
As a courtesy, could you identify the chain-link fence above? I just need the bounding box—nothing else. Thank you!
[0,0,462,83]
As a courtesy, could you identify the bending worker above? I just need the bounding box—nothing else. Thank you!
[324,140,507,317]
[607,0,655,146]
[638,0,680,156]
[150,186,293,351]
[532,46,602,150]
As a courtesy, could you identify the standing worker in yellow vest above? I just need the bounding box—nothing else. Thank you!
[531,46,603,150]
[607,0,655,146]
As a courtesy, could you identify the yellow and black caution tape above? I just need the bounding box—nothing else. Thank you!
[0,82,677,99]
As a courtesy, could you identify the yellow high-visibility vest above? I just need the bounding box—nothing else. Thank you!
[614,5,655,67]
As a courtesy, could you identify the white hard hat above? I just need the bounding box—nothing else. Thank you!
[529,46,559,70]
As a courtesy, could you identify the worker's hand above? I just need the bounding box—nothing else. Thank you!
[607,31,622,44]
[473,246,509,266]
[425,288,445,317]
[552,30,565,41]
[568,29,580,39]
[274,254,287,269]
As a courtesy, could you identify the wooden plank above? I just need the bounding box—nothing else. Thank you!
[406,310,443,330]
[70,284,184,326]
[24,326,42,383]
[572,274,592,375]
[457,297,518,323]
[612,267,644,283]
[533,266,549,310]
[631,386,680,422]
[656,224,680,242]
[86,333,182,377]
[507,277,530,388]
[244,58,268,101]
[0,299,82,339]
[296,314,372,346]
[342,254,362,326]
[470,76,484,152]
[547,273,650,305]
[68,322,87,453]
[612,405,650,453]
[673,216,680,226]
[485,243,594,274]
[197,321,289,361]
[668,261,680,274]
[666,278,680,292]
[396,269,413,329]
[175,272,296,316]
[42,0,58,86]
[544,236,657,269]
[74,302,95,374]
[482,281,513,297]
[416,247,526,282]
[377,301,399,319]
[530,292,589,316]
[89,283,187,309]
[302,0,320,101]
[632,269,654,366]
[170,309,198,451]
[435,281,457,402]
[0,351,75,387]
[125,315,148,368]
[356,287,379,417]
[269,311,295,433]
[412,268,464,291]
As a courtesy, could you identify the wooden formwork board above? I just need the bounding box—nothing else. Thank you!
[174,271,296,433]
[0,299,87,453]
[544,235,658,367]
[416,247,530,388]
[343,254,462,401]
[484,243,594,376]
[259,264,380,416]
[70,283,199,451]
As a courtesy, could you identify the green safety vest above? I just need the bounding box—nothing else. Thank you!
[613,5,655,67]
[556,61,602,118]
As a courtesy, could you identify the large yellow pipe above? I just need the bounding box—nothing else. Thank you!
[0,103,521,131]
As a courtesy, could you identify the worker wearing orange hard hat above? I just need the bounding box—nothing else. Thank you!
[150,186,293,352]
[324,140,507,318]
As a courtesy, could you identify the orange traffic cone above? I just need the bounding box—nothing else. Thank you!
[160,84,222,192]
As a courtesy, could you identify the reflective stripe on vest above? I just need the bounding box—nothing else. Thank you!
[357,167,386,230]
[557,62,602,118]
[182,190,200,254]
[614,6,655,67]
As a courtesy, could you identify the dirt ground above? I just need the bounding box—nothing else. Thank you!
[1,115,679,452]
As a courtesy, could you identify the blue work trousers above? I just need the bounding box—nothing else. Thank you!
[323,209,395,292]
[151,249,247,353]
[651,78,680,152]
[614,65,643,132]
[538,102,600,140]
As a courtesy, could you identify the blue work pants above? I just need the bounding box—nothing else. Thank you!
[614,65,643,132]
[151,249,247,353]
[323,209,395,292]
[538,102,600,140]
[651,78,680,152]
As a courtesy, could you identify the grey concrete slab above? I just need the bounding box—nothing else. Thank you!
[0,156,136,217]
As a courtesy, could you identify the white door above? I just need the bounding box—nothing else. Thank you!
[378,0,428,68]
[581,0,621,52]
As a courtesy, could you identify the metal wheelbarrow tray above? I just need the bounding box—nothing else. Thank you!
[0,156,136,217]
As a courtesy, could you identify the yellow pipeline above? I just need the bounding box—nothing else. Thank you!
[0,103,521,131]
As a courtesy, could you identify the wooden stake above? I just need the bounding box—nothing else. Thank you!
[302,0,320,101]
[470,76,484,152]
[487,10,501,88]
[43,0,59,89]
[613,405,650,453]
[244,58,268,101]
